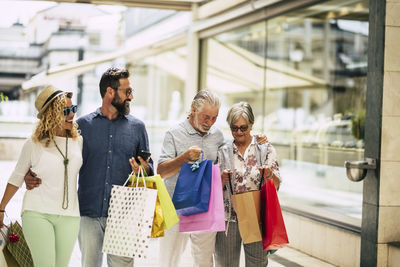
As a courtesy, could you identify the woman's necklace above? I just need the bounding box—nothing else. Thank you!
[53,132,69,210]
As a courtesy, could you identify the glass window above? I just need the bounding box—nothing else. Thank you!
[127,46,187,163]
[201,0,369,223]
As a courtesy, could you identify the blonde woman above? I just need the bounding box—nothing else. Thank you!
[0,85,82,267]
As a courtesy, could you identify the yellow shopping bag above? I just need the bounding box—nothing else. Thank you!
[129,170,179,234]
[152,175,179,230]
[129,174,164,238]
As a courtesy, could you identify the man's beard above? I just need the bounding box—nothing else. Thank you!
[193,113,210,133]
[112,95,130,115]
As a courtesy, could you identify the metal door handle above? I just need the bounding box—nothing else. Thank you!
[344,158,376,182]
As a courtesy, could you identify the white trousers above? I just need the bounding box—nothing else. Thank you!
[159,223,216,267]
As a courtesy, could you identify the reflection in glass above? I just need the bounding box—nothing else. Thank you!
[126,46,187,162]
[201,0,369,222]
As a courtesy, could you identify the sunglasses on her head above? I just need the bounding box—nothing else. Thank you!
[63,105,78,116]
[230,125,249,132]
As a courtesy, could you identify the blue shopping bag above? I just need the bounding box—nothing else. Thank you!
[172,159,213,216]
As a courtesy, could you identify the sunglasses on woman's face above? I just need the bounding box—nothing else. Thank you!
[231,125,249,132]
[63,105,78,116]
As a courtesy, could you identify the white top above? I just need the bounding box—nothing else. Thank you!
[8,136,83,217]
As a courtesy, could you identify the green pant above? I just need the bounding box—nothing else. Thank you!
[22,210,80,267]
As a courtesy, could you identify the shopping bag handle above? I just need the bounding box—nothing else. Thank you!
[190,151,204,171]
[0,219,9,241]
[135,166,147,188]
[259,167,274,190]
[123,173,133,187]
[259,168,264,190]
[123,166,148,187]
[228,172,234,195]
[0,212,16,240]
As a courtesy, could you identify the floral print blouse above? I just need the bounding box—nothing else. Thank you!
[231,139,261,193]
[218,136,281,222]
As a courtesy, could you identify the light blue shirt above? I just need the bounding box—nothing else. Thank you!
[158,119,224,196]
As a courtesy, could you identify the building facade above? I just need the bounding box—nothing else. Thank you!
[1,0,398,266]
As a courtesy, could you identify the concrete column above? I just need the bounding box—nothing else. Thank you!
[377,0,400,266]
[360,0,385,266]
[185,3,200,111]
[361,0,400,266]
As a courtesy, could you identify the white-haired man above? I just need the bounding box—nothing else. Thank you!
[157,90,266,267]
[157,90,223,267]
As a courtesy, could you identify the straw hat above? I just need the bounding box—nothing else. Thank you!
[35,85,72,119]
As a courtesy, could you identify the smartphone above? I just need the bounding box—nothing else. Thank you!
[136,150,151,162]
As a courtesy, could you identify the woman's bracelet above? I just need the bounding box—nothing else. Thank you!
[0,210,5,213]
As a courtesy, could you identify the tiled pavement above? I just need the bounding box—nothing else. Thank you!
[68,238,335,267]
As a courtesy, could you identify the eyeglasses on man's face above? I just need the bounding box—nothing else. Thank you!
[230,125,249,132]
[115,87,134,97]
[63,105,78,116]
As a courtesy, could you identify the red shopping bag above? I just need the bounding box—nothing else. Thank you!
[260,178,289,251]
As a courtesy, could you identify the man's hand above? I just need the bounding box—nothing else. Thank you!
[129,156,151,175]
[183,146,202,162]
[24,169,41,190]
[157,146,202,179]
[256,134,268,145]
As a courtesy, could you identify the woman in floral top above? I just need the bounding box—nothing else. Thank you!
[214,102,281,267]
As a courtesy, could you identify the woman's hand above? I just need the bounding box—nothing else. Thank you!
[0,183,19,228]
[259,167,280,190]
[259,167,273,179]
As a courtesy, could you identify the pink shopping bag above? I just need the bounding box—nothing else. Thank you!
[179,164,226,233]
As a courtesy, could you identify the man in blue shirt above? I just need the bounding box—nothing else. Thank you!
[77,67,153,267]
[25,67,153,267]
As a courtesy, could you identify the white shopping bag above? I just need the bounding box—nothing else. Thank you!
[102,167,157,259]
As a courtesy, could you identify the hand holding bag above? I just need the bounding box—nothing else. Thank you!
[179,164,225,233]
[103,167,158,259]
[172,153,213,216]
[129,169,179,237]
[129,174,165,238]
[261,177,289,251]
[129,166,178,230]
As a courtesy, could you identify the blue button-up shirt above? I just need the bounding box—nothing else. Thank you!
[77,108,153,218]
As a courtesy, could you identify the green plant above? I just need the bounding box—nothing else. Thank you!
[351,109,365,140]
[0,93,8,102]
